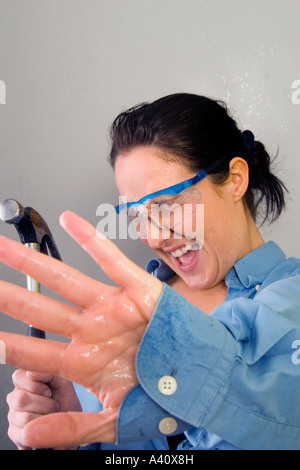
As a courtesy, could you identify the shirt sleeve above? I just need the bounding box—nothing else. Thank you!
[116,277,300,450]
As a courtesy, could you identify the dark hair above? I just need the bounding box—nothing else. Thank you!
[109,93,287,224]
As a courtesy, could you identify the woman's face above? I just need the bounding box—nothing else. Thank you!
[114,146,254,290]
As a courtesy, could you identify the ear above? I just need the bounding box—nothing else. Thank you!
[228,157,249,202]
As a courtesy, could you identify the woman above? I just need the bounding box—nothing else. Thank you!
[2,93,300,450]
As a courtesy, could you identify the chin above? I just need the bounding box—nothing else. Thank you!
[177,254,218,291]
[180,272,212,290]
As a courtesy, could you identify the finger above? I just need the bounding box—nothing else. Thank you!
[12,369,53,397]
[25,371,55,384]
[21,409,117,449]
[0,280,79,338]
[7,423,31,450]
[8,409,42,428]
[60,211,163,305]
[0,236,110,308]
[7,390,59,415]
[0,332,66,375]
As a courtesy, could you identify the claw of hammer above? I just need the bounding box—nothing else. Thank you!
[0,198,62,338]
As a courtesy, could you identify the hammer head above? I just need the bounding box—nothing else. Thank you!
[0,199,25,224]
[0,198,61,260]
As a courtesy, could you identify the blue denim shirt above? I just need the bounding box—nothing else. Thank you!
[76,241,300,450]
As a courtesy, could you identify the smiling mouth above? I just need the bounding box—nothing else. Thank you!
[165,241,202,273]
[170,241,200,258]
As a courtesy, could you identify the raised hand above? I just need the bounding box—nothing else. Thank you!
[0,211,163,449]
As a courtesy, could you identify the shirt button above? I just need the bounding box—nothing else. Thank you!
[158,376,177,395]
[255,284,261,291]
[159,417,178,435]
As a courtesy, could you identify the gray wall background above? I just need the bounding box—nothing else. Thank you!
[0,0,299,450]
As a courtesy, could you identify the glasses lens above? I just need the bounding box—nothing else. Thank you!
[127,204,147,221]
[125,188,204,242]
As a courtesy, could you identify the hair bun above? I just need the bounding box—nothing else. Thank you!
[242,130,255,152]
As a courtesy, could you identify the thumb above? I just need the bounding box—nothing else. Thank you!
[21,409,118,449]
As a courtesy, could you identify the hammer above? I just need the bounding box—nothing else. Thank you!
[0,198,62,338]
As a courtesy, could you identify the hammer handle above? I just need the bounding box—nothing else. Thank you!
[25,243,46,339]
[25,243,51,450]
[27,326,46,339]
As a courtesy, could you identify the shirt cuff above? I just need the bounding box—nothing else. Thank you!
[116,283,235,444]
[116,385,192,444]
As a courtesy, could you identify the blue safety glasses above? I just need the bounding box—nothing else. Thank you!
[115,169,208,214]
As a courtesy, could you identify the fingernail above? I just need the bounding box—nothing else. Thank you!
[0,340,6,364]
[42,388,52,398]
[26,371,40,378]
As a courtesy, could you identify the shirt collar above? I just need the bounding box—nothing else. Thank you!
[226,241,286,289]
[146,258,175,282]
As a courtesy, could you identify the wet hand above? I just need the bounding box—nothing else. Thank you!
[0,211,163,448]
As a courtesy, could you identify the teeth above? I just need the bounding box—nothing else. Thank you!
[171,243,198,258]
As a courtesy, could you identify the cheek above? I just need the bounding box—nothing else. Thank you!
[202,210,234,273]
[203,194,230,239]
